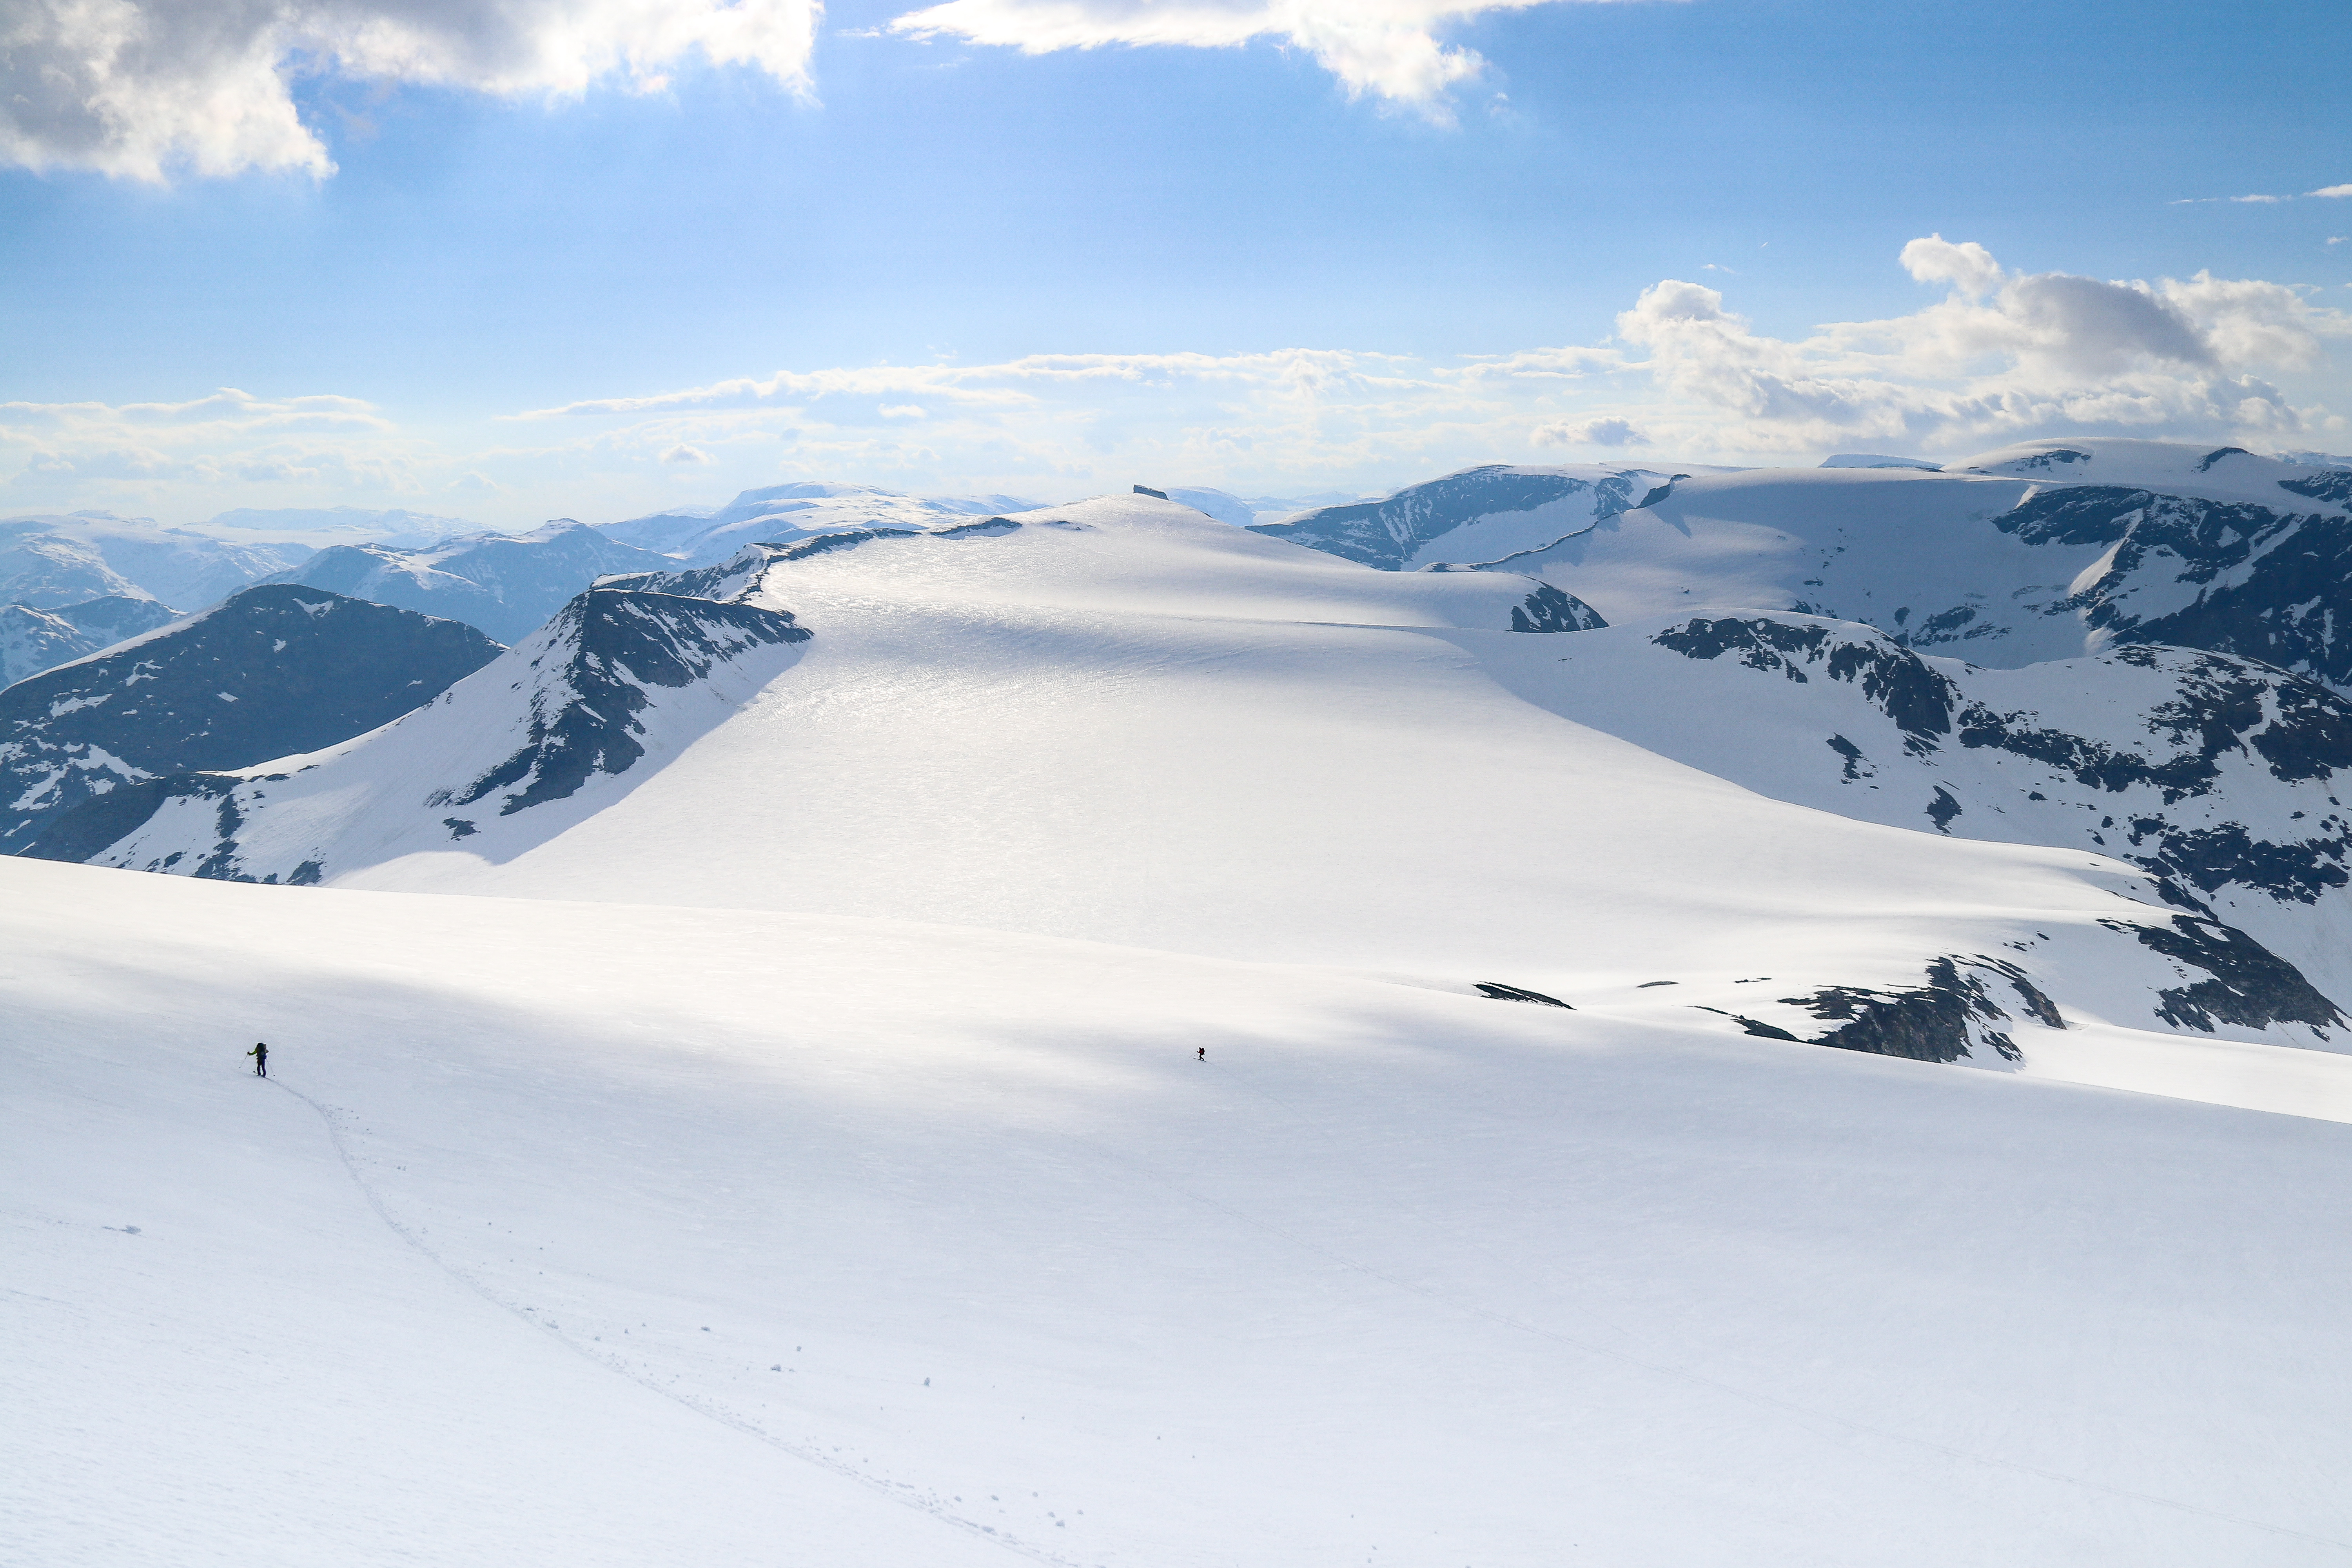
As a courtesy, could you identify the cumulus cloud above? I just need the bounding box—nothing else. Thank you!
[0,0,820,180]
[1616,240,2350,452]
[1899,234,2002,299]
[884,0,1629,114]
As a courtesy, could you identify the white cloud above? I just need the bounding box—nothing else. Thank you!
[503,241,2347,493]
[884,0,1636,114]
[1536,416,1644,447]
[1899,233,2002,299]
[2171,182,2352,207]
[1616,241,2349,452]
[0,0,820,180]
[15,243,2349,525]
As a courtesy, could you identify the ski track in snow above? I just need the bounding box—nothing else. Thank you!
[275,1049,2349,1563]
[270,1074,1085,1568]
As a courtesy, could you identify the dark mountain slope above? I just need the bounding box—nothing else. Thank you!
[0,585,500,853]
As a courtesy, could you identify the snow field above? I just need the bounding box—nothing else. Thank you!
[7,858,2352,1565]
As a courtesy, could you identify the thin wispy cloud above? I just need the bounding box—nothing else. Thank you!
[0,0,820,180]
[2172,183,2352,206]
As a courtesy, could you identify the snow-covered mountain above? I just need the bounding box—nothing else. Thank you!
[0,595,180,687]
[1437,438,2352,696]
[42,491,2347,1066]
[199,506,479,548]
[1524,612,2352,1014]
[17,482,2352,1568]
[604,482,1045,564]
[1249,462,1693,569]
[1161,485,1346,527]
[0,512,310,610]
[0,585,499,855]
[43,584,809,871]
[264,520,676,643]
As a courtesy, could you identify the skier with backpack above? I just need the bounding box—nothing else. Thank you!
[247,1042,268,1078]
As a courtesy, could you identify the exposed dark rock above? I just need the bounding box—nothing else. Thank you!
[1508,583,1608,633]
[1925,787,1962,832]
[1474,982,1572,1007]
[2278,470,2352,507]
[24,772,235,864]
[1693,1006,1800,1041]
[1651,617,1955,745]
[447,590,809,817]
[1777,957,2055,1063]
[0,586,500,854]
[2105,916,2344,1033]
[1984,486,2352,690]
[54,594,178,647]
[1954,648,2352,902]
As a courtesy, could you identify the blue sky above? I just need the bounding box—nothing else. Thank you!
[4,0,2350,528]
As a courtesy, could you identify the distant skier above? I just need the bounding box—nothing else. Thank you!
[247,1042,268,1078]
[1197,1047,1205,1062]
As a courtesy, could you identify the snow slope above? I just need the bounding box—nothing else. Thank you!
[8,858,2352,1568]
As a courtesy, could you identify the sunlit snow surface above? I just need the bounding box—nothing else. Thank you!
[12,488,2352,1564]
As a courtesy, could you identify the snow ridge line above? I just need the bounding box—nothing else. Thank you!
[265,1078,1085,1568]
[1107,1073,2352,1556]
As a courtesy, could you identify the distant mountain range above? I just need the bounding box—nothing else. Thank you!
[198,506,479,547]
[1442,439,2352,696]
[0,512,312,611]
[0,595,178,686]
[601,483,1046,565]
[0,584,498,856]
[262,520,676,644]
[1248,463,1690,570]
